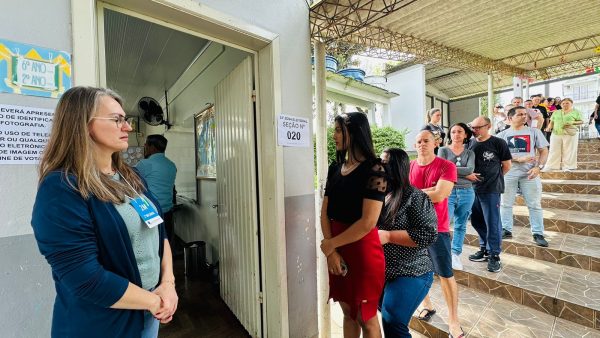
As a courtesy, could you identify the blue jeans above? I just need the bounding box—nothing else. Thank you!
[471,193,502,255]
[501,175,544,235]
[595,121,600,135]
[448,187,475,255]
[142,310,160,338]
[381,272,434,337]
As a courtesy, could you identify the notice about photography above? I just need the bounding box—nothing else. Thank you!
[0,104,53,164]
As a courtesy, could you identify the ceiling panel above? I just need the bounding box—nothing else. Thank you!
[104,9,209,114]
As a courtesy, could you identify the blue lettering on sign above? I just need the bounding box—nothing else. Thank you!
[31,62,46,73]
[31,76,45,87]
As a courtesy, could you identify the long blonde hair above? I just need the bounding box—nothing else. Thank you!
[39,86,145,203]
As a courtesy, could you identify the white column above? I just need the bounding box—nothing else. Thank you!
[314,40,330,338]
[488,72,494,121]
[512,76,523,98]
[524,80,530,99]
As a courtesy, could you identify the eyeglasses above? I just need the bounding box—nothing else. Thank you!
[92,115,135,128]
[469,124,489,130]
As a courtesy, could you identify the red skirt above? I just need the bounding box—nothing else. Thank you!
[328,219,385,322]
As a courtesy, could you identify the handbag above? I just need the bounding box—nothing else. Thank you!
[564,126,578,136]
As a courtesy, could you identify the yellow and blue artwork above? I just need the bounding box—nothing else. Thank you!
[0,38,72,98]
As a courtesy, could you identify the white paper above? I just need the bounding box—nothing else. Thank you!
[531,120,538,128]
[0,104,54,164]
[277,114,310,147]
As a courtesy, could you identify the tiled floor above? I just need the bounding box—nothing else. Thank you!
[412,282,600,338]
[329,302,427,338]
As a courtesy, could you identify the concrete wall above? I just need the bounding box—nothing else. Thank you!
[195,1,317,337]
[386,64,427,150]
[449,96,480,126]
[0,1,71,336]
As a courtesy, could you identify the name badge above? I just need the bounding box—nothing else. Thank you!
[130,196,163,228]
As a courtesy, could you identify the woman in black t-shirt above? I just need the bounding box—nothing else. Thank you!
[320,112,387,337]
[423,108,446,154]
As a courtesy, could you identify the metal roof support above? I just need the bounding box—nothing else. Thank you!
[528,56,600,80]
[338,26,526,77]
[310,0,418,42]
[488,72,494,123]
[501,35,600,67]
[313,39,331,338]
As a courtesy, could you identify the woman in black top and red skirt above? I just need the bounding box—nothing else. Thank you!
[320,112,387,338]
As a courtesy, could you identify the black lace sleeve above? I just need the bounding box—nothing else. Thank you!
[364,159,388,202]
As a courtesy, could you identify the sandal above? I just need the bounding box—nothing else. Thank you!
[417,308,436,321]
[449,327,466,338]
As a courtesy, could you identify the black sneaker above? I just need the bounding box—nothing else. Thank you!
[533,234,548,247]
[502,229,513,239]
[487,255,502,273]
[468,248,489,262]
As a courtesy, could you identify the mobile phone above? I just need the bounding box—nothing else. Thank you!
[341,262,348,277]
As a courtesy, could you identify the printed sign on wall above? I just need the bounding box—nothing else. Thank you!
[277,114,310,147]
[0,38,72,98]
[0,104,53,164]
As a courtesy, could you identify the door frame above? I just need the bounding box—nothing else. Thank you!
[72,1,289,336]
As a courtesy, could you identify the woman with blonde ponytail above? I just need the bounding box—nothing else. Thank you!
[32,86,177,338]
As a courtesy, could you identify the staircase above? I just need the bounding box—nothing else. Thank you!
[410,138,600,337]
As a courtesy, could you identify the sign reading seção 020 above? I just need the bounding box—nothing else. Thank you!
[0,38,71,98]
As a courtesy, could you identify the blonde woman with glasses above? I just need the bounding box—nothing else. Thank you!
[31,86,177,338]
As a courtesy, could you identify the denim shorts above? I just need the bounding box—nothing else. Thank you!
[427,232,453,278]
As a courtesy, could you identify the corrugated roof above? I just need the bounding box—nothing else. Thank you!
[311,0,600,99]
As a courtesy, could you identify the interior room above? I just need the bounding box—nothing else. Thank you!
[103,7,256,336]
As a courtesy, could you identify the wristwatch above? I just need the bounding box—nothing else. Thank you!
[537,164,545,170]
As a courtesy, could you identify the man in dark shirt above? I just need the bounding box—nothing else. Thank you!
[467,117,512,272]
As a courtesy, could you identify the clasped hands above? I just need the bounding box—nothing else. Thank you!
[321,239,345,276]
[150,282,179,323]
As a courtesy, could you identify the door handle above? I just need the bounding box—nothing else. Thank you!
[212,204,218,209]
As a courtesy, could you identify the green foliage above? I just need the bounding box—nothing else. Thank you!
[314,125,408,167]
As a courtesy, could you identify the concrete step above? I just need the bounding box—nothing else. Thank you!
[578,162,600,170]
[578,153,600,162]
[541,179,600,194]
[450,246,600,330]
[541,170,600,180]
[409,281,600,337]
[512,205,600,238]
[460,225,600,272]
[515,191,600,213]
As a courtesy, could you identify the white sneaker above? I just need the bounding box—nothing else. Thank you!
[451,253,463,270]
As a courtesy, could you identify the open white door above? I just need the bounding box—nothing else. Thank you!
[214,56,262,337]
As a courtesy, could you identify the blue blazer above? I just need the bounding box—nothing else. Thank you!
[31,171,166,338]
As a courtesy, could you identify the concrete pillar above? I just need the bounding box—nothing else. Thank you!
[488,73,494,121]
[512,76,523,98]
[524,80,530,99]
[382,103,391,127]
[313,40,330,338]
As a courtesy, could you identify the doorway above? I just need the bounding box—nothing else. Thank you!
[100,5,263,337]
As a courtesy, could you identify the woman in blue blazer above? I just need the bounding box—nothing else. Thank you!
[31,86,178,338]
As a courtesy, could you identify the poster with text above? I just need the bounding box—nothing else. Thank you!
[0,104,53,164]
[0,39,72,98]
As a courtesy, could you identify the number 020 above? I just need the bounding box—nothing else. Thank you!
[287,131,301,140]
